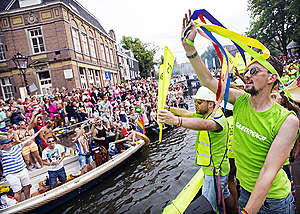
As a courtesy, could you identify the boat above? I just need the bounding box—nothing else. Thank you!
[0,133,149,214]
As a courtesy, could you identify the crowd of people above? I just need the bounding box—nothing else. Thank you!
[0,79,187,205]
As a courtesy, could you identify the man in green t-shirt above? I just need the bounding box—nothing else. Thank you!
[181,11,299,214]
[158,86,235,213]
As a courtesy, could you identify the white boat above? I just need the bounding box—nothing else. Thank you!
[0,137,148,214]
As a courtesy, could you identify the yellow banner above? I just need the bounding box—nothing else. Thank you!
[157,46,174,142]
[163,168,204,214]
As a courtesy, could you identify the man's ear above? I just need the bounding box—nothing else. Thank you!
[268,73,278,84]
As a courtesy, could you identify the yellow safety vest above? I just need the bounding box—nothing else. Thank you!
[226,116,234,158]
[194,109,224,166]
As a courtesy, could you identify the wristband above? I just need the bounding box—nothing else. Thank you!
[186,39,194,47]
[240,208,249,214]
[177,117,182,127]
[186,51,198,59]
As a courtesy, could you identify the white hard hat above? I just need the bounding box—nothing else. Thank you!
[234,78,245,87]
[192,86,216,102]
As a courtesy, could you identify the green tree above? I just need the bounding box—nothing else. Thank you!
[201,46,221,69]
[121,36,158,77]
[246,0,299,56]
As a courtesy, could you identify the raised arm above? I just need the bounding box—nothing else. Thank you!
[182,10,243,104]
[244,114,299,213]
[23,126,46,147]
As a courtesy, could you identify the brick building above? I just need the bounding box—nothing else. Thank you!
[116,44,139,81]
[0,0,121,100]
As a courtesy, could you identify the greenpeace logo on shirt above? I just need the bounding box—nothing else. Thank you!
[235,122,267,141]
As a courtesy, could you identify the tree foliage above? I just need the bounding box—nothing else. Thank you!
[246,0,300,56]
[121,36,158,77]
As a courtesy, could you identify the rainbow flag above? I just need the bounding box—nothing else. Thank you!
[9,135,14,142]
[114,112,119,121]
[64,146,78,156]
[136,115,146,134]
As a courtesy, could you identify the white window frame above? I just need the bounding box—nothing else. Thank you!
[0,37,5,61]
[79,68,88,89]
[28,27,45,54]
[110,48,114,64]
[100,44,105,60]
[72,27,81,53]
[95,70,101,87]
[81,33,89,56]
[88,69,95,85]
[89,37,96,58]
[106,46,111,64]
[37,70,52,95]
[0,77,13,100]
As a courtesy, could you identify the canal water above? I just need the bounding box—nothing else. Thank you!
[55,96,200,214]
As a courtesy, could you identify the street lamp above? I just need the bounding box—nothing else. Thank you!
[12,52,30,95]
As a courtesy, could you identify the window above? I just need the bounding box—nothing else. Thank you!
[95,70,101,87]
[88,69,94,85]
[89,37,96,57]
[0,77,13,100]
[72,27,81,53]
[0,37,5,61]
[37,71,52,94]
[79,67,87,89]
[19,0,41,8]
[100,44,105,60]
[110,48,114,64]
[106,46,111,64]
[28,28,45,54]
[81,33,89,55]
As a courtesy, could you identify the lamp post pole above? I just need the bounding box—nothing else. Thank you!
[12,52,30,96]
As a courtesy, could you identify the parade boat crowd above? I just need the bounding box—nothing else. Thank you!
[0,79,187,209]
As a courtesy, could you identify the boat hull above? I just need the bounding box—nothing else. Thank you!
[1,141,145,214]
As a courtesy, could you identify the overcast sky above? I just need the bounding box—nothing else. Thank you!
[78,0,251,64]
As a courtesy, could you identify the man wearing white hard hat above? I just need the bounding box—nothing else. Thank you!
[158,86,235,212]
[181,10,298,214]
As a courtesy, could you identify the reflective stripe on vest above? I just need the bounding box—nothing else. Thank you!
[194,109,224,166]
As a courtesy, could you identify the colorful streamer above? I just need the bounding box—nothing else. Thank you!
[182,9,291,112]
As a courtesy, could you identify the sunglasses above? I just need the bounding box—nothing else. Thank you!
[195,100,205,105]
[48,140,55,143]
[245,67,270,76]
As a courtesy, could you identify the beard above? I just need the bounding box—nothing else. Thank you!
[245,86,260,96]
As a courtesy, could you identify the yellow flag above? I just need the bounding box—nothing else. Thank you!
[163,168,204,214]
[157,46,174,142]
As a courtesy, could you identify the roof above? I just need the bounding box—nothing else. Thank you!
[0,0,14,11]
[0,0,107,35]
